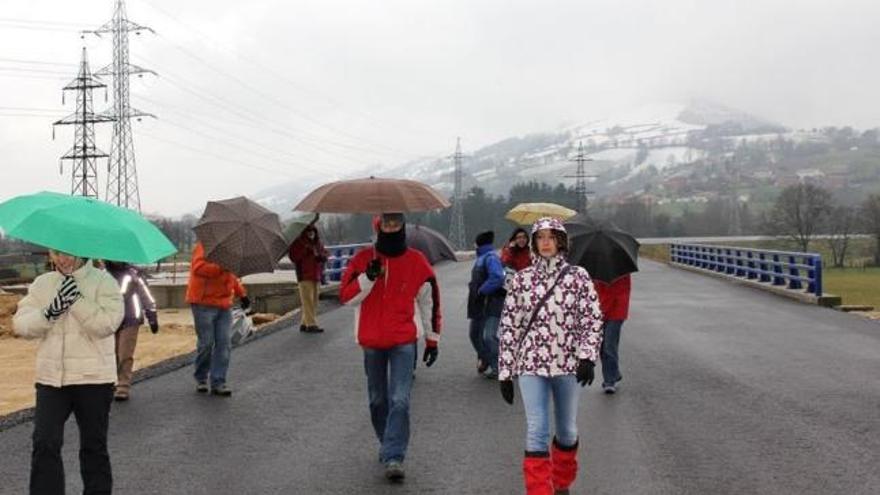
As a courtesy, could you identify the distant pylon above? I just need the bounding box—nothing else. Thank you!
[448,137,466,250]
[53,48,115,198]
[562,142,597,215]
[86,0,156,212]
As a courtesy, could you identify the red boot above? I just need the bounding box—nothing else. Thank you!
[523,451,554,495]
[551,437,579,494]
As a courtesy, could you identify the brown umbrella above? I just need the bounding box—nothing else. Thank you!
[293,176,451,214]
[193,196,288,277]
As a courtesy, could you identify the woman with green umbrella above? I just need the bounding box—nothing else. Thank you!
[13,249,124,494]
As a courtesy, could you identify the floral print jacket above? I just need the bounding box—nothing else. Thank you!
[498,253,603,381]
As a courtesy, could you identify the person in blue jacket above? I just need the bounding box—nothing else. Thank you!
[467,231,506,378]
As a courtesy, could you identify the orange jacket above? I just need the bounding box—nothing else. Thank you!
[185,242,246,309]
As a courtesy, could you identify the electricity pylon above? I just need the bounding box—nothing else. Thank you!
[86,0,156,211]
[53,47,114,198]
[448,137,466,250]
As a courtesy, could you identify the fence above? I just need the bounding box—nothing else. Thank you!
[323,243,371,282]
[670,243,823,297]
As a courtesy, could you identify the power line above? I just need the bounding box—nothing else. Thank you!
[137,129,301,178]
[137,0,439,143]
[131,94,344,174]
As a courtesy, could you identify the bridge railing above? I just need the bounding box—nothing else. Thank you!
[669,243,823,296]
[323,243,371,282]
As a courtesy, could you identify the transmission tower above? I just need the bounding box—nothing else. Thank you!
[562,142,597,215]
[53,48,115,198]
[86,0,156,211]
[448,137,466,250]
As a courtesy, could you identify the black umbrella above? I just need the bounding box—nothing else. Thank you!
[567,221,639,283]
[406,224,457,265]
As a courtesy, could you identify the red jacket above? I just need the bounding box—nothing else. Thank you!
[288,233,328,282]
[339,246,442,350]
[594,274,631,321]
[185,243,246,309]
[501,246,531,272]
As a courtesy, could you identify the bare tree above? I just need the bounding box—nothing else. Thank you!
[825,205,856,267]
[766,183,832,252]
[862,194,880,265]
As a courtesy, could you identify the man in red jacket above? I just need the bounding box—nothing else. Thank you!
[594,274,631,394]
[339,212,441,483]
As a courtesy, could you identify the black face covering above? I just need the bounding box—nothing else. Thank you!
[376,226,407,257]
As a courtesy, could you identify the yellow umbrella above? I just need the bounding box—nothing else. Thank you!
[505,202,577,225]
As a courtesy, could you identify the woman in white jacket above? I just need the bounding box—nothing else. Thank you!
[13,250,124,495]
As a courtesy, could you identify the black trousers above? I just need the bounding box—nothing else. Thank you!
[31,383,114,495]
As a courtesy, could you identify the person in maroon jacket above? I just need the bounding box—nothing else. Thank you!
[501,227,531,272]
[288,225,329,333]
[594,274,631,394]
[339,212,441,483]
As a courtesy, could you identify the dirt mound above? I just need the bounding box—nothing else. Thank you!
[0,293,21,339]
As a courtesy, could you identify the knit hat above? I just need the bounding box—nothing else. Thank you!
[474,230,494,247]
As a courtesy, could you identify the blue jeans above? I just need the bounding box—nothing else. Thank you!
[600,320,623,386]
[191,304,232,387]
[468,317,486,363]
[363,343,416,463]
[482,315,500,372]
[518,375,580,452]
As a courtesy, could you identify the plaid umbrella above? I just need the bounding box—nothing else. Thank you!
[293,176,450,214]
[193,197,288,277]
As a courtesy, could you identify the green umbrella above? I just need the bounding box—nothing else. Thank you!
[0,191,177,263]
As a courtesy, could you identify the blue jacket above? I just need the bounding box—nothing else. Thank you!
[467,245,506,318]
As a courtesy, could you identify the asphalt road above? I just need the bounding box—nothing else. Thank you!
[0,259,878,494]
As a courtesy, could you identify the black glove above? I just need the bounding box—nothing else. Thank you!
[576,359,595,387]
[365,259,383,281]
[422,346,438,367]
[149,321,159,334]
[500,380,515,405]
[239,296,251,311]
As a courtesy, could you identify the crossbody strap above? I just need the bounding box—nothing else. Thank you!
[516,265,571,347]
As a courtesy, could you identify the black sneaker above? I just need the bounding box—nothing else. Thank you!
[211,384,232,397]
[384,461,405,482]
[299,324,307,332]
[309,326,325,333]
[196,382,209,394]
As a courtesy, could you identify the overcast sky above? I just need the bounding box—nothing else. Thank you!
[1,0,878,216]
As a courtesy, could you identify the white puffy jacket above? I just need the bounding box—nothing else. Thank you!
[13,261,124,387]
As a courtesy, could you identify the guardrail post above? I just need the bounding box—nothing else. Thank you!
[735,249,745,277]
[807,256,822,296]
[772,254,786,285]
[759,252,771,282]
[746,251,757,279]
[788,255,802,290]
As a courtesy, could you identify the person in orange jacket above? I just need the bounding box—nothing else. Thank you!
[185,241,249,397]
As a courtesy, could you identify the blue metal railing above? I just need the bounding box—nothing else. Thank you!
[670,243,823,296]
[322,243,371,282]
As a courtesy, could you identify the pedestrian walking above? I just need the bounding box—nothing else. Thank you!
[288,224,329,333]
[501,227,532,272]
[13,250,124,495]
[497,217,604,495]
[185,241,249,397]
[595,274,631,394]
[339,212,442,483]
[467,230,505,378]
[104,260,159,401]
